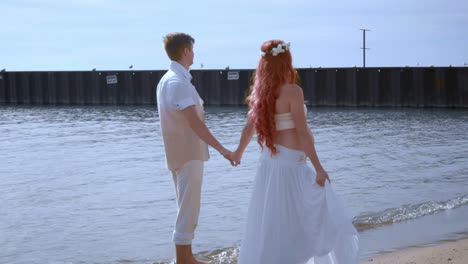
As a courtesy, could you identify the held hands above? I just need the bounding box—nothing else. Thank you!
[219,147,242,166]
[315,169,331,187]
[219,148,236,166]
[231,150,242,167]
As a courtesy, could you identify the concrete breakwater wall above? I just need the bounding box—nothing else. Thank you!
[0,67,467,107]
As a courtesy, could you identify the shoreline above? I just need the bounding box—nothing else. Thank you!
[361,238,468,264]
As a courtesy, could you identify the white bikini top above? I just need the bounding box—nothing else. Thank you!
[275,105,307,131]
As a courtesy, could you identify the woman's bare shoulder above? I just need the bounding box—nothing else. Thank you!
[280,83,303,98]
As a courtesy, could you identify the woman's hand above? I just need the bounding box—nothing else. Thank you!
[315,169,331,187]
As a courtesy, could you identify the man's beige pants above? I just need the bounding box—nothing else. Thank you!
[171,160,204,245]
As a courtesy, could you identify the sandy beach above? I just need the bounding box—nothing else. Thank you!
[361,239,468,264]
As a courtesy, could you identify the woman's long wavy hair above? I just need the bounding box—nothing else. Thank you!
[247,40,297,155]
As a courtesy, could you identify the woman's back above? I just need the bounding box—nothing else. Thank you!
[273,83,306,151]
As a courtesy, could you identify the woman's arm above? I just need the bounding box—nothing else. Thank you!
[232,118,255,166]
[289,84,330,186]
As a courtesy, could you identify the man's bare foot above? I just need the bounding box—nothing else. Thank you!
[195,260,211,264]
[175,245,211,264]
[175,258,210,264]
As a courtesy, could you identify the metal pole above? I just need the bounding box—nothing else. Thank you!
[363,30,366,67]
[360,29,370,68]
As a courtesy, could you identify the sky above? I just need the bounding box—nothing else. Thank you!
[1,0,467,71]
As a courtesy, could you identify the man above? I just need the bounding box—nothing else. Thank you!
[156,32,233,264]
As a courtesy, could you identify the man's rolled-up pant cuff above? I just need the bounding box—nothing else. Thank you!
[172,231,195,245]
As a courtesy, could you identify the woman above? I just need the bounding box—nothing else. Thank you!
[232,40,359,264]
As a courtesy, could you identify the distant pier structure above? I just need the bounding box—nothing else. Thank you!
[0,67,467,107]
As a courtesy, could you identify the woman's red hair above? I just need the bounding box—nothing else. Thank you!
[247,40,297,155]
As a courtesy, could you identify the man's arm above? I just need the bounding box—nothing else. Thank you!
[181,105,233,163]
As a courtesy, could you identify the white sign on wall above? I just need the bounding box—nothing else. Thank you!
[106,75,118,84]
[227,71,239,80]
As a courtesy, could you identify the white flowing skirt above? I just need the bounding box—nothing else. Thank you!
[238,145,359,264]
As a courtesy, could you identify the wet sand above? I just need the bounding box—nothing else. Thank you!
[361,238,468,264]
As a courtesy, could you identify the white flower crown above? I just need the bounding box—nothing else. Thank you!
[261,42,291,57]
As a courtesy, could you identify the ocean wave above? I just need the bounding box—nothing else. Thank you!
[353,193,468,231]
[200,247,239,264]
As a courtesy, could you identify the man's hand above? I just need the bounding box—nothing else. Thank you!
[219,148,235,166]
